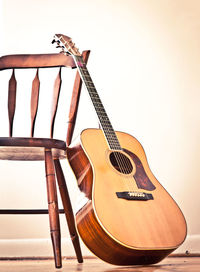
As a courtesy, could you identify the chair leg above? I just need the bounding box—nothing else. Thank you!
[54,159,83,263]
[44,149,62,268]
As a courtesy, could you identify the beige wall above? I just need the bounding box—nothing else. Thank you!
[0,0,199,256]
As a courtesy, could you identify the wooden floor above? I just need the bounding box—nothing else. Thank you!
[0,257,199,272]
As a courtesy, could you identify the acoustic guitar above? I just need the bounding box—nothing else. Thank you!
[53,34,187,265]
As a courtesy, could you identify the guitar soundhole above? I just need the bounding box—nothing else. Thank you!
[109,152,133,174]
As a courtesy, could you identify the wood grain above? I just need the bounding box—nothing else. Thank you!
[8,69,17,137]
[67,143,93,199]
[68,128,187,265]
[0,137,66,160]
[45,149,61,268]
[50,68,62,138]
[124,148,156,190]
[54,159,83,263]
[30,69,40,137]
[0,54,76,70]
[77,201,173,265]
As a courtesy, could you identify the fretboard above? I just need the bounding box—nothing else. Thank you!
[74,55,121,151]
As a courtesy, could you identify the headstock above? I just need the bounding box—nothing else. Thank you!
[52,34,81,56]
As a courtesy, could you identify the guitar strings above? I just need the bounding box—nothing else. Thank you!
[110,143,135,192]
[94,110,134,191]
[77,55,135,192]
[75,55,135,193]
[92,96,135,192]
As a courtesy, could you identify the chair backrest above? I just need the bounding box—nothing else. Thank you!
[0,51,90,143]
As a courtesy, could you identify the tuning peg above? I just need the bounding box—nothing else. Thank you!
[52,39,56,44]
[52,39,61,44]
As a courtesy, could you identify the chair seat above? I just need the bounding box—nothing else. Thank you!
[0,137,67,161]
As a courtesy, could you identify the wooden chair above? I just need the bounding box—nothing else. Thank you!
[0,50,90,268]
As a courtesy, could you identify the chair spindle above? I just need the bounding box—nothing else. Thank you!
[8,69,17,137]
[50,68,62,138]
[30,69,40,137]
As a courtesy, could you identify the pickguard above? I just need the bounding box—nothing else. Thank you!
[123,149,156,191]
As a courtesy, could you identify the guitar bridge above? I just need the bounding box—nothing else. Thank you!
[116,191,153,201]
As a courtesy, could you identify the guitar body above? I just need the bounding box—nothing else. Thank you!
[67,128,187,265]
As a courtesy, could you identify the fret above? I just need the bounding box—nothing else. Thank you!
[96,111,107,116]
[82,70,89,75]
[79,67,87,71]
[98,118,110,124]
[99,116,109,123]
[95,104,104,109]
[85,82,95,88]
[74,55,121,150]
[89,92,99,97]
[84,76,92,81]
[104,128,116,134]
[93,104,105,110]
[96,113,110,122]
[90,97,101,103]
[87,87,97,92]
[93,98,101,103]
[95,106,106,111]
[91,98,102,104]
[84,80,93,84]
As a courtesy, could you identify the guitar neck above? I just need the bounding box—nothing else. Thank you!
[74,55,121,151]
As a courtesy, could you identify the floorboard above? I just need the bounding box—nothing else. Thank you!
[0,257,199,272]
